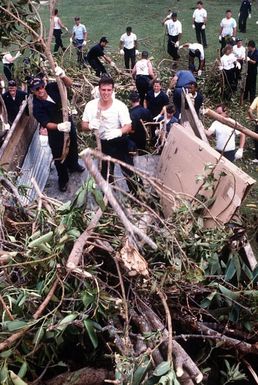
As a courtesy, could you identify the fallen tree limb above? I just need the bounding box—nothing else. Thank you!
[33,277,58,320]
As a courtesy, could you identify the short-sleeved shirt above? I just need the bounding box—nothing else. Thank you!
[250,97,258,117]
[120,32,137,50]
[220,17,236,37]
[164,19,182,36]
[193,8,207,23]
[233,45,245,60]
[188,43,204,60]
[145,90,169,118]
[87,44,104,61]
[220,53,236,70]
[82,98,131,140]
[208,121,239,151]
[175,70,196,88]
[72,23,86,40]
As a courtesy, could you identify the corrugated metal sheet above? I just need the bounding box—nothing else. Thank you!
[17,128,52,205]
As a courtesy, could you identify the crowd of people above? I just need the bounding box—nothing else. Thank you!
[0,1,258,193]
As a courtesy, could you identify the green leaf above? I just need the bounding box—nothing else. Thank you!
[132,359,151,385]
[153,361,170,377]
[83,319,98,349]
[0,349,12,359]
[57,314,77,331]
[9,371,28,385]
[6,320,27,332]
[225,257,236,281]
[18,362,27,379]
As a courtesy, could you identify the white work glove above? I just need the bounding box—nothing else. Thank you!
[219,35,222,41]
[232,36,236,41]
[218,65,223,71]
[69,37,73,43]
[57,121,71,133]
[256,21,258,25]
[236,61,241,70]
[235,148,243,160]
[249,13,251,19]
[65,27,69,32]
[192,24,195,29]
[119,49,124,55]
[175,41,179,48]
[105,129,122,140]
[110,61,116,67]
[246,56,251,62]
[82,40,87,46]
[166,88,172,97]
[197,69,202,76]
[153,114,161,122]
[15,51,22,58]
[89,118,100,130]
[179,45,184,49]
[55,65,66,78]
[201,24,206,30]
[3,123,10,130]
[238,13,240,18]
[135,49,139,55]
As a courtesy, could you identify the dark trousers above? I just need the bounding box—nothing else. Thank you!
[220,37,230,56]
[167,35,180,60]
[254,124,258,159]
[222,68,237,100]
[244,73,257,103]
[238,12,248,32]
[54,29,64,52]
[101,137,140,195]
[3,64,13,81]
[194,22,207,47]
[88,58,107,77]
[173,87,183,118]
[124,47,136,70]
[189,51,202,72]
[73,39,84,63]
[218,149,236,162]
[49,122,79,187]
[136,75,151,106]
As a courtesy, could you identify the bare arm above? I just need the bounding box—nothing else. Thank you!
[248,107,257,121]
[232,27,236,37]
[61,75,73,88]
[119,40,124,49]
[81,121,90,131]
[103,54,112,64]
[132,64,136,78]
[169,75,178,89]
[134,39,138,49]
[58,17,66,29]
[147,61,154,79]
[239,132,246,148]
[121,123,132,134]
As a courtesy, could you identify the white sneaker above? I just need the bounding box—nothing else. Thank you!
[252,159,258,163]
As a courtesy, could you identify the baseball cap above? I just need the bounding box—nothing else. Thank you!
[30,77,45,91]
[235,37,242,42]
[100,36,108,43]
[129,91,140,102]
[8,80,17,87]
[171,12,177,17]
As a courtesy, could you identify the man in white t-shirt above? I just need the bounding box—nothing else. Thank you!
[82,76,141,195]
[71,17,87,63]
[162,12,182,60]
[119,27,138,70]
[192,1,207,48]
[180,42,205,75]
[205,105,245,162]
[219,10,237,54]
[233,38,246,79]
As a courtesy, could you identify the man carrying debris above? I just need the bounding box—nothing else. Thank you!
[162,12,182,60]
[119,27,138,70]
[132,51,155,106]
[82,76,141,196]
[179,42,205,75]
[168,70,196,118]
[2,80,27,127]
[31,67,84,192]
[86,37,116,77]
[205,105,245,162]
[71,17,87,64]
[248,96,258,163]
[1,51,22,81]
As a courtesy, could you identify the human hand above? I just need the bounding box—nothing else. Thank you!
[153,114,161,122]
[89,118,100,130]
[219,35,222,42]
[105,128,122,140]
[135,49,139,55]
[197,69,202,76]
[119,49,124,55]
[218,65,223,71]
[175,41,179,48]
[235,148,243,160]
[69,37,73,43]
[179,45,184,49]
[3,123,10,130]
[110,61,116,67]
[232,36,236,41]
[55,65,66,78]
[238,13,240,18]
[15,51,22,58]
[65,27,69,32]
[192,24,195,29]
[57,121,71,132]
[82,40,87,46]
[201,24,206,30]
[236,61,241,70]
[166,88,172,97]
[249,13,251,19]
[246,56,251,62]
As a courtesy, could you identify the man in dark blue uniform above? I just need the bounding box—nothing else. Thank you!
[244,40,258,103]
[31,68,84,192]
[145,80,169,119]
[86,37,115,77]
[129,91,152,154]
[2,80,27,126]
[238,0,251,33]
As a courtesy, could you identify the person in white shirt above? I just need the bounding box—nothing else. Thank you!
[219,10,237,54]
[179,42,205,75]
[162,12,182,60]
[220,44,240,99]
[119,27,138,70]
[52,9,68,53]
[233,38,246,80]
[205,105,245,162]
[192,1,207,48]
[132,51,155,105]
[1,51,21,81]
[71,17,87,64]
[82,76,141,196]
